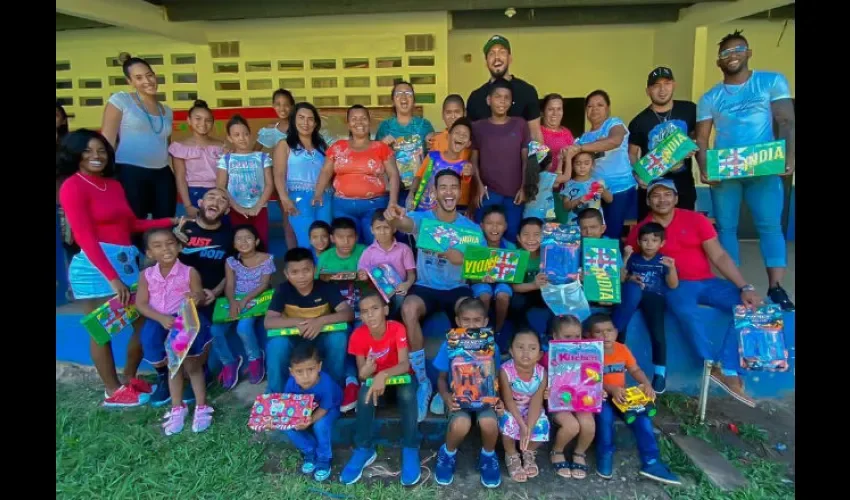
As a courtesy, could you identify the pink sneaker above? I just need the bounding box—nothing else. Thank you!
[248,356,265,385]
[103,385,150,408]
[192,405,214,433]
[218,356,243,391]
[162,404,189,436]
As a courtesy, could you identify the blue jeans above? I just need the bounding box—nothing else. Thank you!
[602,186,637,239]
[284,407,340,462]
[611,282,667,366]
[476,191,523,243]
[333,195,390,245]
[354,378,420,449]
[266,329,349,393]
[210,318,264,366]
[595,400,659,466]
[710,175,786,268]
[290,189,332,249]
[665,278,741,374]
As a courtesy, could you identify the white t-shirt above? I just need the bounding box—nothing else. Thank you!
[107,91,173,169]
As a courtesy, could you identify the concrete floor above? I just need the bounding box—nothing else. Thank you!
[733,240,795,300]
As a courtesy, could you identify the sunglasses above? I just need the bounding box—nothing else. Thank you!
[393,90,414,98]
[719,45,748,60]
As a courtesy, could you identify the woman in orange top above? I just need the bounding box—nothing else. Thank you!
[313,105,401,244]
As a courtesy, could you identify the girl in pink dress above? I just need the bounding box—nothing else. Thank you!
[169,100,225,218]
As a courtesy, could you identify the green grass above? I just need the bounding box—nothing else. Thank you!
[56,383,439,500]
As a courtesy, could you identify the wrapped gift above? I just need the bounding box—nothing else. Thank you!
[165,299,202,378]
[267,322,348,338]
[416,218,483,253]
[548,340,604,413]
[367,264,404,303]
[582,238,621,303]
[212,289,275,323]
[80,284,139,346]
[247,393,315,432]
[735,304,789,372]
[447,328,499,409]
[541,223,581,285]
[461,245,529,283]
[706,140,786,181]
[633,129,698,184]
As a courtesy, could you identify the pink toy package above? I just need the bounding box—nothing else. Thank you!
[547,339,604,413]
[247,393,316,432]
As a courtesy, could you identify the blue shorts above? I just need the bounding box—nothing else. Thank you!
[142,313,212,365]
[68,243,139,300]
[472,282,514,299]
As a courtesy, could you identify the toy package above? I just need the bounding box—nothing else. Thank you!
[165,299,202,378]
[541,281,591,321]
[212,289,274,323]
[416,218,483,254]
[461,245,530,283]
[735,304,789,372]
[394,135,425,189]
[267,322,348,338]
[547,340,604,413]
[319,271,359,281]
[247,393,315,432]
[706,140,786,181]
[80,284,139,346]
[582,238,621,303]
[541,223,581,285]
[411,151,466,211]
[632,129,698,185]
[611,387,657,424]
[367,264,404,303]
[447,328,499,409]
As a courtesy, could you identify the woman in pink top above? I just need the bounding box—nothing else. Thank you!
[169,100,225,219]
[58,129,180,408]
[540,94,576,222]
[313,105,402,244]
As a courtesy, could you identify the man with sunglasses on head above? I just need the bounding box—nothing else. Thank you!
[695,30,795,311]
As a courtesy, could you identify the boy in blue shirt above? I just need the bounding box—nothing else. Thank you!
[611,222,678,393]
[283,342,343,482]
[432,298,504,488]
[472,205,516,336]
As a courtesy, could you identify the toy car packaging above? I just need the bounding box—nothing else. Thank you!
[447,328,499,409]
[735,304,789,372]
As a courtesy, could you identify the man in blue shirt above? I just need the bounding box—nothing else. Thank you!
[384,170,485,421]
[695,30,795,311]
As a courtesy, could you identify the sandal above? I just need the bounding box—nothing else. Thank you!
[550,451,572,479]
[522,449,539,478]
[571,452,589,480]
[505,453,527,482]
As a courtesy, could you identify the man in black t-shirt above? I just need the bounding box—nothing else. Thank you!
[628,67,698,220]
[466,35,542,143]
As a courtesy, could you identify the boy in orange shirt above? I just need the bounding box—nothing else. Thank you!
[586,313,681,485]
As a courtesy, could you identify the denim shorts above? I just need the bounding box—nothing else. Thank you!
[472,282,514,299]
[141,313,212,365]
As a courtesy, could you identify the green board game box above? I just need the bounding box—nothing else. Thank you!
[461,245,530,284]
[632,129,698,184]
[706,140,786,181]
[365,373,412,387]
[416,217,483,253]
[582,238,621,304]
[212,289,275,324]
[267,322,349,338]
[80,284,139,346]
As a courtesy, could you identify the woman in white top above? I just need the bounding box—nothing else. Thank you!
[100,53,175,248]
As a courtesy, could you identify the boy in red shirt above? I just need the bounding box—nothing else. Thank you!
[587,313,680,485]
[341,292,420,487]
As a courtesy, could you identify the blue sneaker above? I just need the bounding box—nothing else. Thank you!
[313,459,331,482]
[401,447,421,486]
[478,451,502,488]
[301,452,317,474]
[434,445,457,486]
[340,448,377,485]
[416,378,433,423]
[640,459,681,485]
[150,373,171,408]
[596,452,614,479]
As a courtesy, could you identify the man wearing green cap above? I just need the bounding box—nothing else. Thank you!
[467,35,542,143]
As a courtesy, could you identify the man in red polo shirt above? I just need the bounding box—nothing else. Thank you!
[627,178,761,407]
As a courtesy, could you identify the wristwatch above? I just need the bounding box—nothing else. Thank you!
[739,284,756,292]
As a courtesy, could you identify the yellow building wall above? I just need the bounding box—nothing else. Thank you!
[448,26,658,130]
[56,13,450,130]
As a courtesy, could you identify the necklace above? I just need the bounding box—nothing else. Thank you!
[134,92,165,134]
[652,104,673,124]
[76,172,107,191]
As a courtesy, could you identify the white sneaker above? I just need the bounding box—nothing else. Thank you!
[430,393,445,415]
[416,378,433,423]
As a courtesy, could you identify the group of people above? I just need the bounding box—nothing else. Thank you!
[55,29,794,487]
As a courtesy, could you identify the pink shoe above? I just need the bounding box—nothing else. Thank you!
[162,404,189,436]
[192,405,214,433]
[248,356,265,385]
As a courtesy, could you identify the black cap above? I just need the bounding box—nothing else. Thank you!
[647,67,674,87]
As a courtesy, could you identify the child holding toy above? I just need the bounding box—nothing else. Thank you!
[357,211,416,317]
[509,217,549,332]
[472,205,516,336]
[577,208,623,313]
[283,342,343,482]
[499,329,549,482]
[418,95,473,211]
[341,292,421,486]
[612,222,678,394]
[433,298,504,488]
[135,228,212,435]
[543,315,595,480]
[211,225,275,390]
[561,149,612,226]
[586,313,680,485]
[407,117,473,212]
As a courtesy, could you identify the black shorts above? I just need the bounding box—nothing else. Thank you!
[409,285,472,323]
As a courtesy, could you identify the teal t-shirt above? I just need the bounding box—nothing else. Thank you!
[315,244,366,277]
